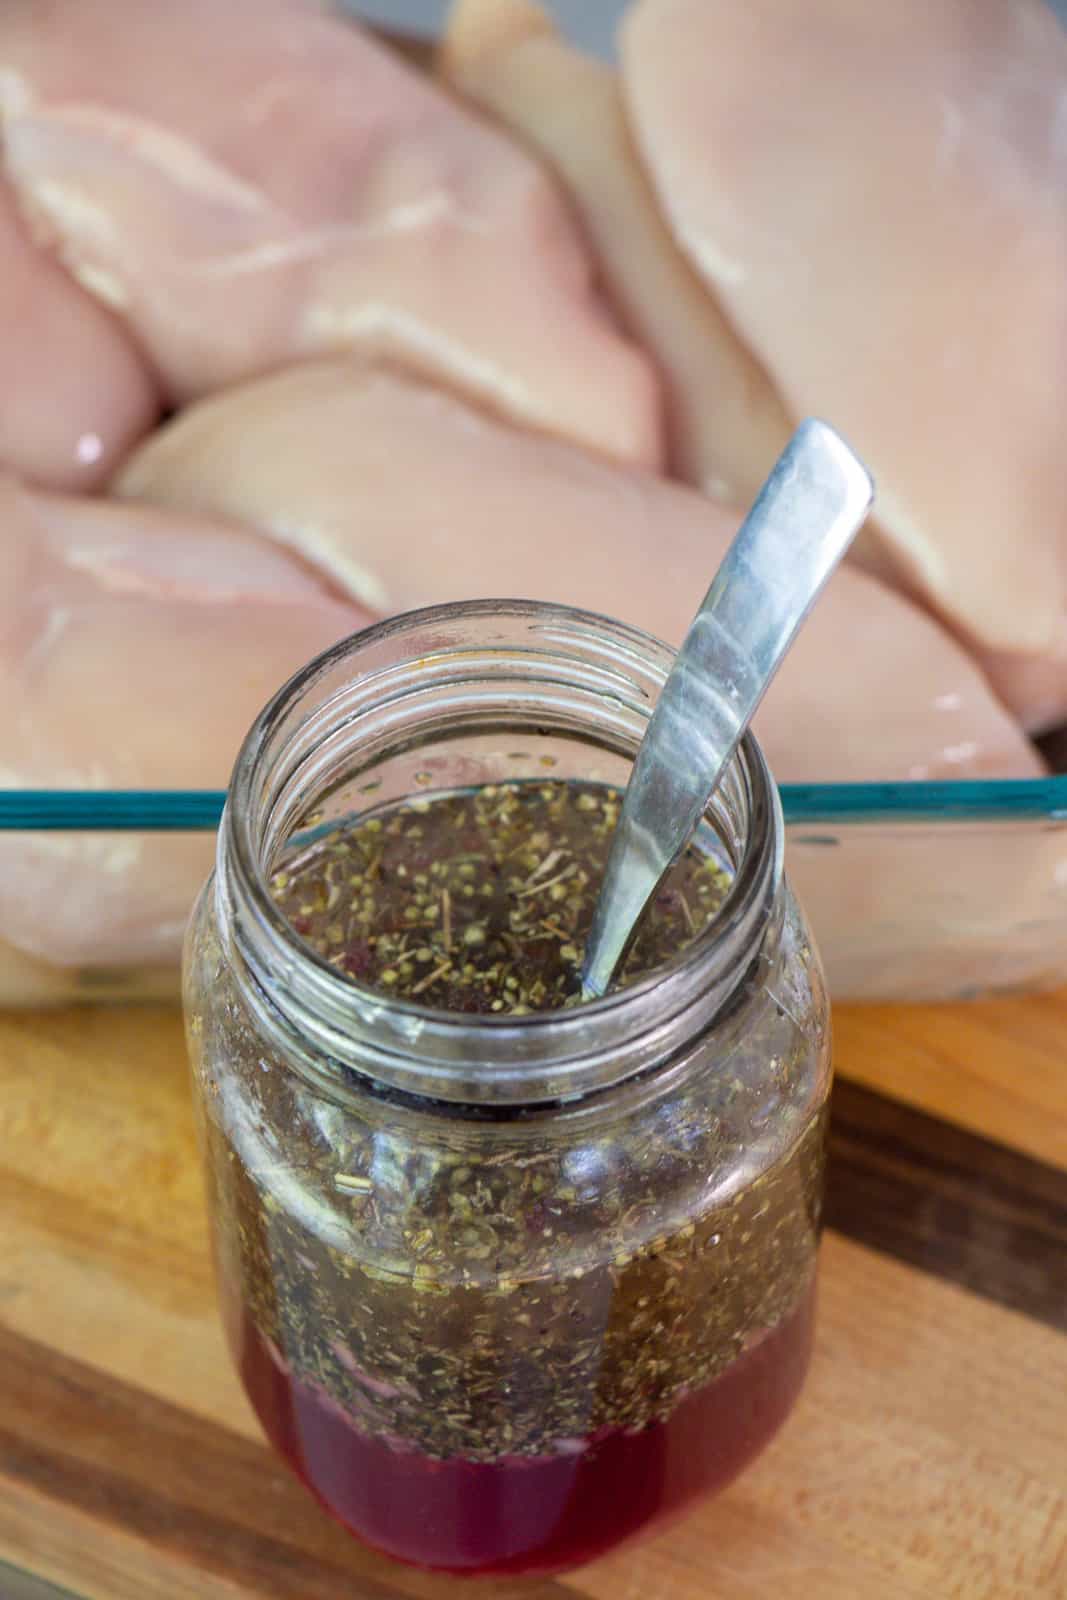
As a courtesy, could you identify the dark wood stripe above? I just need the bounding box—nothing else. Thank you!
[2,1089,1063,1594]
[0,1324,569,1600]
[827,1077,1067,1332]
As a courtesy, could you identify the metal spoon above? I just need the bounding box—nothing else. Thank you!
[580,418,874,1000]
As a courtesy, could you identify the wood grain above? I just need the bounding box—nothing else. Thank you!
[1,1241,1063,1600]
[0,995,1065,1598]
[578,1240,1067,1600]
[833,992,1067,1170]
[827,1078,1067,1329]
[0,1323,563,1600]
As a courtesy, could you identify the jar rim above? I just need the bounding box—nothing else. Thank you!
[218,600,783,1105]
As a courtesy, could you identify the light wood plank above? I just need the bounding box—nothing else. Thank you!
[0,1001,1064,1597]
[834,991,1067,1170]
[574,1236,1067,1600]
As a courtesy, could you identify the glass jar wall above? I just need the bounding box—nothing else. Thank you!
[184,602,831,1575]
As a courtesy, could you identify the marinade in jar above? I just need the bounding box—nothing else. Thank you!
[271,779,730,1011]
[196,779,824,1573]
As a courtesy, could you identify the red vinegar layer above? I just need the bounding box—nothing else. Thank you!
[234,1280,816,1575]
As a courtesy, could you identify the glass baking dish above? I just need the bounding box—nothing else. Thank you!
[783,778,1067,1002]
[1,777,1065,1006]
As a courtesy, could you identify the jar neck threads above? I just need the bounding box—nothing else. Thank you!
[216,601,783,1108]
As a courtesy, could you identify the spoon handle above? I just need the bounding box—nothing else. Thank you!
[581,418,874,1001]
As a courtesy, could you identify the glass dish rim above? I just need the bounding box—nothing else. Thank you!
[0,776,1064,831]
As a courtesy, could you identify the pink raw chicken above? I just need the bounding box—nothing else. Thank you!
[115,360,1045,786]
[622,0,1067,730]
[440,0,791,506]
[788,824,1067,1004]
[0,0,658,469]
[0,180,157,491]
[0,476,369,981]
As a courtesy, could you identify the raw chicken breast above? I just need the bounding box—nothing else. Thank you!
[0,0,659,467]
[622,0,1067,729]
[440,0,792,505]
[788,821,1067,1004]
[0,937,180,1007]
[0,180,156,491]
[116,360,1045,785]
[0,477,369,969]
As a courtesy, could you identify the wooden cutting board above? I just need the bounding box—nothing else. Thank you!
[0,991,1064,1600]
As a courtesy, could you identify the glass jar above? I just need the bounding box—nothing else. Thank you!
[184,601,830,1576]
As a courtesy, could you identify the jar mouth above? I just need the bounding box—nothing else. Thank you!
[219,600,783,1105]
